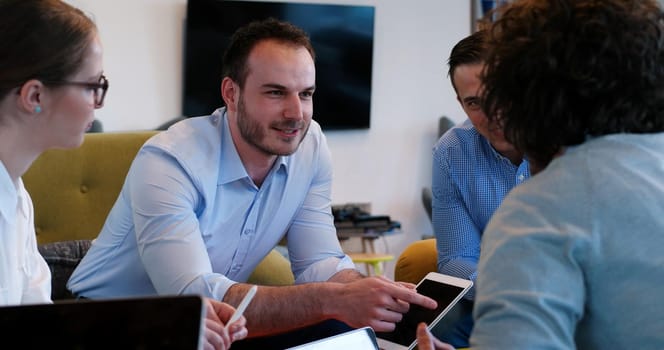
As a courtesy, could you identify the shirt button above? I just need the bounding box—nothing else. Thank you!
[244,229,253,235]
[518,174,525,181]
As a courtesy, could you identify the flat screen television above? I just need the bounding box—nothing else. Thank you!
[183,0,375,130]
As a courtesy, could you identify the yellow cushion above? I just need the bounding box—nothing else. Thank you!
[394,238,437,284]
[248,250,295,286]
[24,131,157,244]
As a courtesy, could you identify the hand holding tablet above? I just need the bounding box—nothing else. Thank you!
[376,272,473,350]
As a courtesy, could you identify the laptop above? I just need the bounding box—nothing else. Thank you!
[286,326,380,350]
[0,295,206,349]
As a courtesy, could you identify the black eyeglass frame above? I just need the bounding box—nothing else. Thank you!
[43,74,109,107]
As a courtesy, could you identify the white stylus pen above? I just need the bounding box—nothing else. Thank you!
[228,285,258,324]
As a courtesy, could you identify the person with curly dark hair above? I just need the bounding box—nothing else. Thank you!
[481,0,664,174]
[417,0,664,348]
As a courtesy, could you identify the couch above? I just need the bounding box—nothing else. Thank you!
[23,131,294,300]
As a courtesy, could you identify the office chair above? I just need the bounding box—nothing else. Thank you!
[422,116,456,226]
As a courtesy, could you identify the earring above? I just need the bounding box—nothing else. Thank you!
[34,106,42,113]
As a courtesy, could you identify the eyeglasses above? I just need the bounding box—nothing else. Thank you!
[45,74,109,108]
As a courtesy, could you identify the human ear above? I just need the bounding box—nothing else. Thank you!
[17,79,45,114]
[220,77,239,112]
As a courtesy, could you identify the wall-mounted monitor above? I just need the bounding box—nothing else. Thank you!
[183,0,375,130]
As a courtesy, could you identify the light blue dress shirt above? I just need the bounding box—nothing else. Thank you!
[68,108,354,300]
[472,133,664,349]
[432,120,529,299]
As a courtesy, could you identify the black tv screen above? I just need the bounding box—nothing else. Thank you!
[183,0,375,130]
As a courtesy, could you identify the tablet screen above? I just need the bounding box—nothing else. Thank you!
[376,279,466,346]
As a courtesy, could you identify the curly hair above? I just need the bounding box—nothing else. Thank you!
[481,0,664,167]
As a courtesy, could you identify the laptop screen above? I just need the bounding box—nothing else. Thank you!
[0,295,205,349]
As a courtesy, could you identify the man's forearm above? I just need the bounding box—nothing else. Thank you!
[223,282,343,337]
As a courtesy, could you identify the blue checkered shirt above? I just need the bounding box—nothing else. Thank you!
[432,120,530,300]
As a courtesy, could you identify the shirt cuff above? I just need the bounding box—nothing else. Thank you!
[294,255,356,284]
[183,272,237,301]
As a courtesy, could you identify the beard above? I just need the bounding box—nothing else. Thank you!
[236,94,310,156]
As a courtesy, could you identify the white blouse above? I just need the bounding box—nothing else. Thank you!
[0,161,51,305]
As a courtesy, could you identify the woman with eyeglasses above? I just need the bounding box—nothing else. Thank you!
[0,1,245,349]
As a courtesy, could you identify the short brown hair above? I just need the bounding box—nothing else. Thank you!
[222,17,315,88]
[447,30,487,94]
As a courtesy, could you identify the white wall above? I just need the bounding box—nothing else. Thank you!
[66,0,471,278]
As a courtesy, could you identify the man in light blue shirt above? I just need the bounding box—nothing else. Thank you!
[68,18,436,349]
[431,30,529,347]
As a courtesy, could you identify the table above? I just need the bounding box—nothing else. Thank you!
[337,225,401,276]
